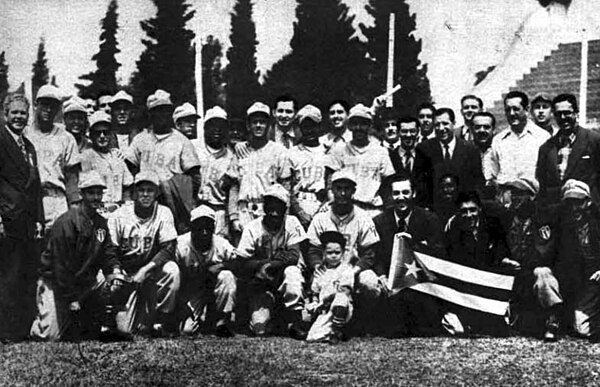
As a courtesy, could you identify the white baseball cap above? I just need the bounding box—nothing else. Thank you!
[348,104,373,121]
[264,184,290,206]
[190,205,216,223]
[297,104,322,124]
[110,90,134,105]
[78,171,106,190]
[247,102,270,117]
[173,102,199,123]
[135,170,161,186]
[331,170,357,186]
[88,111,111,129]
[562,179,591,200]
[146,89,172,110]
[62,96,88,115]
[204,106,228,123]
[36,85,61,102]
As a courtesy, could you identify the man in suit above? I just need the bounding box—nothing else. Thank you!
[536,93,600,206]
[370,172,446,336]
[454,95,483,142]
[0,94,44,340]
[389,117,419,177]
[413,107,484,207]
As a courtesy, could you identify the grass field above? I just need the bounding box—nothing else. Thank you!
[2,335,600,386]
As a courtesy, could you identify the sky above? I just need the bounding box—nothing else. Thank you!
[2,0,599,117]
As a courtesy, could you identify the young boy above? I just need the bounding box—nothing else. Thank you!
[306,231,354,343]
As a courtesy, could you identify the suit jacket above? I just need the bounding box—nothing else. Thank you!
[373,206,446,277]
[413,138,484,206]
[389,146,415,177]
[0,126,44,239]
[536,126,600,205]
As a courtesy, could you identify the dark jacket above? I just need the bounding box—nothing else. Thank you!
[40,206,120,303]
[389,146,416,177]
[536,126,600,205]
[413,138,484,206]
[373,206,446,277]
[0,125,44,239]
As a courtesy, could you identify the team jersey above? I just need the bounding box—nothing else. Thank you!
[307,206,380,264]
[225,141,292,202]
[325,140,394,206]
[289,144,328,194]
[126,129,200,182]
[116,134,131,153]
[176,233,236,269]
[192,140,236,206]
[108,203,178,271]
[25,123,80,192]
[311,263,355,301]
[236,215,306,260]
[80,148,134,203]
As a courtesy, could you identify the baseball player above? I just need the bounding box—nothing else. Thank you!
[109,90,138,153]
[225,102,292,235]
[192,106,236,239]
[288,104,329,229]
[325,104,395,217]
[176,205,238,337]
[173,102,200,140]
[235,184,307,338]
[62,96,91,152]
[79,111,134,216]
[25,85,81,229]
[108,171,180,336]
[30,171,128,341]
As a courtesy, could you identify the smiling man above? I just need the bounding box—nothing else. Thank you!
[531,93,557,136]
[390,117,419,177]
[63,96,90,152]
[472,112,496,182]
[455,95,483,142]
[110,91,137,152]
[270,95,300,148]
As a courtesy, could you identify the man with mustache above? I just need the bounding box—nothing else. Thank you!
[472,112,495,183]
[0,93,44,340]
[25,85,81,229]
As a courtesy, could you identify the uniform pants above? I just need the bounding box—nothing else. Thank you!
[30,274,113,341]
[116,261,180,334]
[180,270,237,334]
[42,188,68,230]
[248,266,304,335]
[214,209,230,240]
[306,292,353,341]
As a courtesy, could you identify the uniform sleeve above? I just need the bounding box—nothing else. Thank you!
[180,137,201,172]
[121,159,134,187]
[125,135,141,167]
[324,145,343,172]
[487,138,501,182]
[285,216,307,247]
[306,216,323,246]
[158,207,178,244]
[380,148,395,178]
[107,214,121,245]
[63,133,81,168]
[276,147,292,181]
[236,226,257,259]
[358,216,380,249]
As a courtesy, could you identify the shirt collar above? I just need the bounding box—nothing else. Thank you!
[394,209,412,227]
[5,125,23,143]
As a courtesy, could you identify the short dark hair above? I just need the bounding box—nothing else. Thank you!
[552,93,579,113]
[417,103,436,115]
[320,230,347,250]
[504,91,529,109]
[399,116,418,127]
[381,172,414,196]
[456,190,481,208]
[274,95,297,111]
[472,111,496,129]
[96,90,113,101]
[327,99,350,113]
[461,95,483,109]
[434,107,455,123]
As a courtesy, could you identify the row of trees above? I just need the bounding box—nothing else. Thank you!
[2,0,431,121]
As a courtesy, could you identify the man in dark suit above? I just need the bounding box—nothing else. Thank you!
[536,93,600,206]
[370,173,446,336]
[413,107,484,207]
[0,94,44,340]
[389,117,419,178]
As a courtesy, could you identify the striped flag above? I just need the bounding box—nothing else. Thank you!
[388,235,514,316]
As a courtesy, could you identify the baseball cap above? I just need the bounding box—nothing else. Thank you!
[331,170,357,186]
[531,92,552,105]
[205,106,228,123]
[247,102,270,117]
[78,171,106,190]
[263,184,290,206]
[297,104,322,124]
[348,104,373,121]
[562,179,591,200]
[146,89,172,110]
[505,178,539,196]
[62,96,88,115]
[36,85,61,102]
[135,170,160,186]
[110,90,134,106]
[190,205,216,223]
[88,111,111,129]
[173,102,199,123]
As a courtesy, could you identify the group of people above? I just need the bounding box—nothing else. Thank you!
[1,82,600,345]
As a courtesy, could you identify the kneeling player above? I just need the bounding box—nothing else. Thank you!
[30,172,128,341]
[108,171,180,336]
[176,206,238,337]
[236,184,307,338]
[306,231,354,343]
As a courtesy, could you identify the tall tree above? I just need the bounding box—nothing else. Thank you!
[225,0,261,118]
[32,37,50,100]
[76,0,121,99]
[202,35,224,110]
[0,51,9,105]
[263,0,370,108]
[130,0,195,107]
[360,0,431,116]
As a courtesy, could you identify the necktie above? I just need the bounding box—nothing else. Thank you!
[397,218,406,233]
[404,152,413,171]
[443,143,451,162]
[16,136,28,160]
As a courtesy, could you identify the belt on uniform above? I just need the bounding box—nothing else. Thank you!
[198,201,226,211]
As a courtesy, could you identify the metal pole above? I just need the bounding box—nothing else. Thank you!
[386,13,395,108]
[195,12,205,140]
[580,28,588,126]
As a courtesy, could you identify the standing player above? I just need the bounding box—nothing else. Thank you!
[225,102,292,235]
[289,104,328,229]
[173,102,200,140]
[192,106,236,238]
[325,104,395,217]
[321,100,351,152]
[79,111,134,216]
[110,90,137,153]
[108,171,180,336]
[62,96,91,152]
[25,85,81,229]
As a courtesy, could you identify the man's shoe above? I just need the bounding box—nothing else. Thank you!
[215,324,234,338]
[99,326,133,342]
[543,314,560,342]
[289,322,308,340]
[151,323,178,338]
[327,329,345,345]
